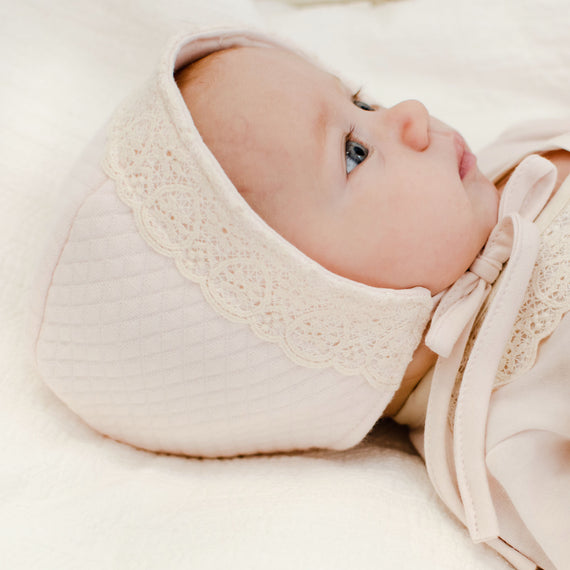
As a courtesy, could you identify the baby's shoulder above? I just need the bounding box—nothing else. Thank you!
[478,118,570,183]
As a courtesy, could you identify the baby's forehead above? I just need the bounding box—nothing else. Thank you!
[177,42,343,221]
[194,44,341,97]
[179,45,347,145]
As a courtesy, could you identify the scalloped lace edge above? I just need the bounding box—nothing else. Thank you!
[101,79,433,390]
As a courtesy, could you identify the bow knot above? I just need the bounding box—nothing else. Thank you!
[469,252,503,284]
[425,154,557,358]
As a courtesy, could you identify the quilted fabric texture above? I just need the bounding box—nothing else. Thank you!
[33,27,436,457]
[8,0,567,567]
[35,131,388,457]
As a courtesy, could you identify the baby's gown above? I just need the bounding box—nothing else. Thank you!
[394,119,570,570]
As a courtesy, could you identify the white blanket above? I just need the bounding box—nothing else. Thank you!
[1,0,568,568]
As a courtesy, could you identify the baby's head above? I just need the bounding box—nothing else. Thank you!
[33,28,499,458]
[176,45,499,295]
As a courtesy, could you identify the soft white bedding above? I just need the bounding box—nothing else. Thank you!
[1,0,568,568]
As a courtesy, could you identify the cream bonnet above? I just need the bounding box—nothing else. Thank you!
[33,27,433,457]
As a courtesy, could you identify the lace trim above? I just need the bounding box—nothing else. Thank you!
[102,75,433,390]
[495,199,570,385]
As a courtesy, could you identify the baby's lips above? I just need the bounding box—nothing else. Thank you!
[454,132,476,179]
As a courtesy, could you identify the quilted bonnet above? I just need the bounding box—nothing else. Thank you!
[32,27,433,457]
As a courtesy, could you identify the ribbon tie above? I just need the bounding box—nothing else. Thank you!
[426,154,557,357]
[422,154,557,549]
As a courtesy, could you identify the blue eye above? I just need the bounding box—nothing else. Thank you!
[353,99,375,111]
[345,139,368,174]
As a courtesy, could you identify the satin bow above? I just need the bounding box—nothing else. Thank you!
[422,154,557,552]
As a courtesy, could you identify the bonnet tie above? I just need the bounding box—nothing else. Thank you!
[422,154,557,544]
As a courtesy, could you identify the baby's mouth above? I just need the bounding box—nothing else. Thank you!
[454,133,476,180]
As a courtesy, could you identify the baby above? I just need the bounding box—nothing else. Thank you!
[175,44,502,414]
[34,28,569,570]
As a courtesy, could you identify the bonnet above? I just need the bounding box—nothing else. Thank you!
[33,27,433,457]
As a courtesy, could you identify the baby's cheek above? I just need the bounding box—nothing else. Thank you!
[427,230,480,293]
[477,177,500,231]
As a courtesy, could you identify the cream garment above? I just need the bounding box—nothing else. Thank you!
[395,120,570,570]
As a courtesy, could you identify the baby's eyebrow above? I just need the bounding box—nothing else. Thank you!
[313,106,328,151]
[332,74,353,97]
[312,75,351,149]
[311,97,341,186]
[310,74,354,179]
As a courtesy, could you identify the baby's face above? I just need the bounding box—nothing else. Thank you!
[181,46,499,294]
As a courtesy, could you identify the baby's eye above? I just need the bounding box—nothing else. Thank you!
[345,139,368,174]
[353,99,375,112]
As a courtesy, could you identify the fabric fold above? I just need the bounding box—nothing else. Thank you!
[423,154,557,545]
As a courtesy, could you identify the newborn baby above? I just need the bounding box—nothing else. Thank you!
[175,44,569,418]
[34,28,569,570]
[176,46,499,294]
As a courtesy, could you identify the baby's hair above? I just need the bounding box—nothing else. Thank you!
[174,46,243,99]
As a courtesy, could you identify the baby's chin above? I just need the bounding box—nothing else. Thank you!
[470,167,501,232]
[426,232,495,296]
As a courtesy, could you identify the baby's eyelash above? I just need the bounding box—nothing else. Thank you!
[344,125,369,175]
[351,88,377,112]
[351,89,363,104]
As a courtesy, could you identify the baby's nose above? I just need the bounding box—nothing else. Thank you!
[385,100,430,151]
